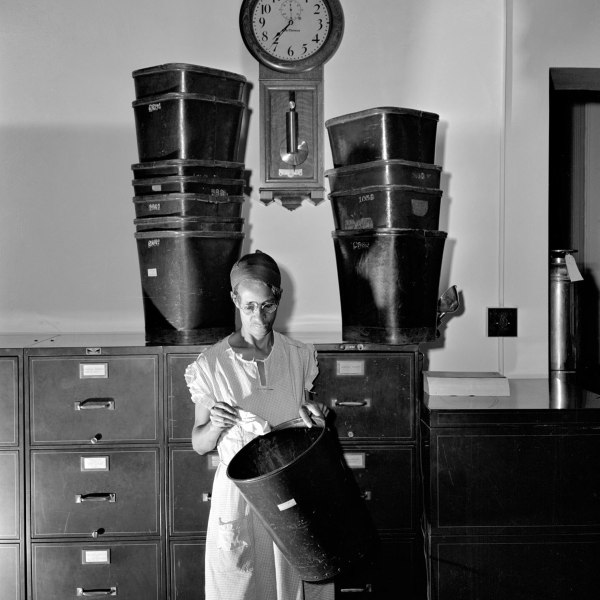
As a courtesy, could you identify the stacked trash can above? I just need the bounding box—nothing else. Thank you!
[131,63,248,345]
[325,106,447,345]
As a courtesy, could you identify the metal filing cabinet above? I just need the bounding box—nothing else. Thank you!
[165,347,213,600]
[0,335,427,599]
[165,341,425,600]
[25,342,164,600]
[0,347,24,600]
[311,342,424,600]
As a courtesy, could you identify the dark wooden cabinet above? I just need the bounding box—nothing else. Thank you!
[421,379,600,600]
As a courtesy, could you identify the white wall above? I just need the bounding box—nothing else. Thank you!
[0,0,578,376]
[503,0,600,376]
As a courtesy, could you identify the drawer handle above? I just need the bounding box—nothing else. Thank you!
[76,493,116,503]
[75,398,115,411]
[202,492,212,502]
[333,399,371,407]
[76,587,117,597]
[340,585,372,593]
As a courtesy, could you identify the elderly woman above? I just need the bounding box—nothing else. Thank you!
[185,250,332,600]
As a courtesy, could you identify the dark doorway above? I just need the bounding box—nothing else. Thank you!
[549,68,600,389]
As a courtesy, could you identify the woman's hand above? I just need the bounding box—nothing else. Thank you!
[299,402,329,428]
[209,402,240,430]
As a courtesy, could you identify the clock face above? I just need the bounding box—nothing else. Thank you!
[240,0,344,73]
[252,0,331,62]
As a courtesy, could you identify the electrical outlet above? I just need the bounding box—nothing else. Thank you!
[487,307,518,337]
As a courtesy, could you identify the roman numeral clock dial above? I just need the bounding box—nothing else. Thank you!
[240,0,344,209]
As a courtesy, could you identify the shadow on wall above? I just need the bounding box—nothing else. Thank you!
[0,124,145,327]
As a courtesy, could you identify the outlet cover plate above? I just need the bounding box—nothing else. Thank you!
[488,307,518,337]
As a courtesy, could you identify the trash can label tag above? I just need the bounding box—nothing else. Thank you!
[277,498,297,511]
[147,268,158,277]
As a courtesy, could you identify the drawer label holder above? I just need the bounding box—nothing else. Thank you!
[344,452,366,469]
[79,363,109,379]
[81,549,111,564]
[336,359,365,376]
[81,456,109,471]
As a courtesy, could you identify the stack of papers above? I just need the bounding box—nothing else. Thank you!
[423,371,510,396]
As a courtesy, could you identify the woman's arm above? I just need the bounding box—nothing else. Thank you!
[191,401,239,455]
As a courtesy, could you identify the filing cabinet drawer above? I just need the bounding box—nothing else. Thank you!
[0,544,20,600]
[429,534,600,600]
[313,353,415,440]
[166,351,206,442]
[29,355,159,444]
[0,357,18,446]
[169,448,217,535]
[170,540,205,600]
[31,450,160,538]
[30,541,163,600]
[335,536,423,599]
[0,452,19,539]
[430,430,600,533]
[343,445,416,532]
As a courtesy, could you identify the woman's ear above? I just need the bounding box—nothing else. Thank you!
[230,291,237,305]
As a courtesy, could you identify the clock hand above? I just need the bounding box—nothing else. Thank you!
[272,19,294,45]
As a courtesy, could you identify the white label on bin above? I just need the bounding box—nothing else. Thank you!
[277,498,297,511]
[336,360,365,376]
[352,241,370,250]
[148,203,161,211]
[151,184,162,192]
[358,193,375,203]
[148,239,160,248]
[208,454,220,469]
[82,549,110,564]
[147,268,158,277]
[411,198,429,217]
[81,456,109,471]
[148,103,161,112]
[79,363,108,379]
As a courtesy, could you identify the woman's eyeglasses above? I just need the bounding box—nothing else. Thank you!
[238,300,279,315]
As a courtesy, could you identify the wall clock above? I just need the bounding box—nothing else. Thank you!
[240,0,344,209]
